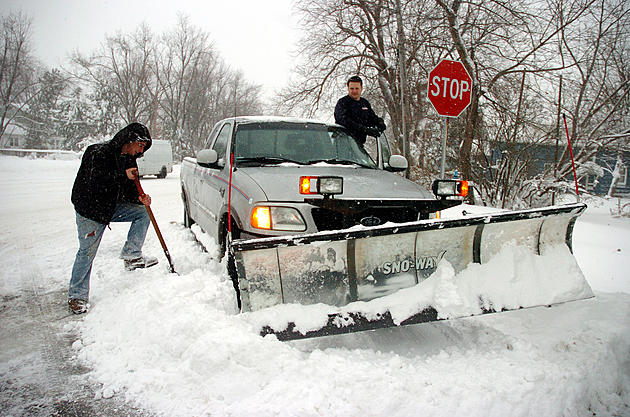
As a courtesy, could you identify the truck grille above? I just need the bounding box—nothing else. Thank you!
[311,206,419,231]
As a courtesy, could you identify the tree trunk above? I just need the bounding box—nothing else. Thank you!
[460,86,479,180]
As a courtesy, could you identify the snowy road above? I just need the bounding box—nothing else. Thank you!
[1,155,629,416]
[1,289,150,416]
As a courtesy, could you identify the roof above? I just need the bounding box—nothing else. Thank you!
[4,124,27,136]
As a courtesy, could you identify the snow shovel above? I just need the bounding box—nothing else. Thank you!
[133,178,177,274]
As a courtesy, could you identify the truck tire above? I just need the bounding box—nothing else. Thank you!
[227,250,241,310]
[220,215,241,310]
[182,191,195,228]
[157,166,167,179]
[184,206,195,228]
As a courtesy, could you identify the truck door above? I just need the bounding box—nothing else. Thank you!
[199,122,233,240]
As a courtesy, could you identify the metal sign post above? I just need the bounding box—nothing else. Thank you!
[440,117,449,178]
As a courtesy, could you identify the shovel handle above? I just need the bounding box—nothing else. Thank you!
[133,178,177,274]
[133,176,147,198]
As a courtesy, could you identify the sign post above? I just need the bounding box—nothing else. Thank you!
[427,59,473,178]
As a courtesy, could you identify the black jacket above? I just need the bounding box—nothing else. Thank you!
[71,123,152,224]
[334,95,383,144]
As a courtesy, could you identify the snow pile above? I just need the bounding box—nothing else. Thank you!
[573,197,630,294]
[65,249,629,417]
[246,244,593,335]
[65,247,628,417]
[387,244,593,320]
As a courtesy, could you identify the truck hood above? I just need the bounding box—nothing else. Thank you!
[239,165,435,202]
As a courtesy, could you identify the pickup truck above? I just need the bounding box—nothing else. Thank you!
[180,116,465,260]
[179,117,588,338]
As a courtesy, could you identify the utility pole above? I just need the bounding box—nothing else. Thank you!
[396,0,410,177]
[553,75,562,205]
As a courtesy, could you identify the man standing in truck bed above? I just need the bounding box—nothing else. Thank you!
[334,75,386,145]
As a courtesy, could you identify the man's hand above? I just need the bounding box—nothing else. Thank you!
[138,193,151,206]
[128,168,150,205]
[364,126,381,137]
[377,118,386,133]
[126,167,139,180]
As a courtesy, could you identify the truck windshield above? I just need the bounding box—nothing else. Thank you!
[233,122,376,168]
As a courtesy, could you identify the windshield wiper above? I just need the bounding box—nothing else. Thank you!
[236,156,302,166]
[306,158,373,169]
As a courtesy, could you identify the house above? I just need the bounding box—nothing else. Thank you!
[488,132,630,197]
[1,124,27,148]
[584,148,629,196]
[1,124,66,151]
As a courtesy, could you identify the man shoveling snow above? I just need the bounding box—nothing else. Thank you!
[68,123,158,314]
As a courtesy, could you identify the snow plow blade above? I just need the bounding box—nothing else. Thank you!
[231,203,593,341]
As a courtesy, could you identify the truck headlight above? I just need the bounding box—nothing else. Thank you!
[300,176,343,196]
[432,179,469,198]
[251,206,306,231]
[319,177,343,194]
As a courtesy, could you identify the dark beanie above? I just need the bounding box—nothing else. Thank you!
[111,122,152,153]
[125,122,151,143]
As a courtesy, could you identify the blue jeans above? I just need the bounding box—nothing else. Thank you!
[68,203,150,301]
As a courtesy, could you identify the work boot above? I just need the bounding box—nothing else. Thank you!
[124,255,159,271]
[68,299,89,315]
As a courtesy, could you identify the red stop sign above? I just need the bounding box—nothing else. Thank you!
[427,59,473,117]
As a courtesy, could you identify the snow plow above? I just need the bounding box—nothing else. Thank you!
[232,202,593,341]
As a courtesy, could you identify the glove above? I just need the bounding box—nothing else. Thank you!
[377,118,386,132]
[364,126,381,137]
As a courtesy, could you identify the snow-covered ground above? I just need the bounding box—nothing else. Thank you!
[1,155,629,416]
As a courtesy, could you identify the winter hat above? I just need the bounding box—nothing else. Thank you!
[111,122,152,152]
[125,122,151,143]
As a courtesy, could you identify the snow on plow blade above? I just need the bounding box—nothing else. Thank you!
[231,203,593,341]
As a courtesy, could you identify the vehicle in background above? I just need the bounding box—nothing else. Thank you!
[137,139,173,179]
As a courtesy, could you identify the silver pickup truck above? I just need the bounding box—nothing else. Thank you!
[179,117,589,339]
[180,116,464,258]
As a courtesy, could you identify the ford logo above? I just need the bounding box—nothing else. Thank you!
[360,216,382,226]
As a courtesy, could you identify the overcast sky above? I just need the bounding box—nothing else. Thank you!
[0,0,300,100]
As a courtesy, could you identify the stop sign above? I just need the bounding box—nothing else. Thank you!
[427,59,472,117]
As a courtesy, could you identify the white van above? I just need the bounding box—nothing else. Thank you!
[137,139,174,179]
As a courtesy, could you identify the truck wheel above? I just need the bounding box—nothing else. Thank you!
[183,192,195,228]
[157,166,167,179]
[220,217,242,310]
[227,250,241,310]
[184,206,195,228]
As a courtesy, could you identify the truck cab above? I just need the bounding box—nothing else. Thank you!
[180,117,463,257]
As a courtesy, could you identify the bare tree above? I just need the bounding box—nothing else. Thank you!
[431,0,629,207]
[0,11,40,146]
[20,68,68,147]
[554,0,630,184]
[275,0,427,156]
[282,0,627,208]
[71,24,157,127]
[434,0,595,180]
[157,16,219,155]
[157,15,263,158]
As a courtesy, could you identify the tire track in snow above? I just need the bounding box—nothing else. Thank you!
[0,256,153,416]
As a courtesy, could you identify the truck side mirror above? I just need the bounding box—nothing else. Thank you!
[197,149,218,167]
[385,155,408,172]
